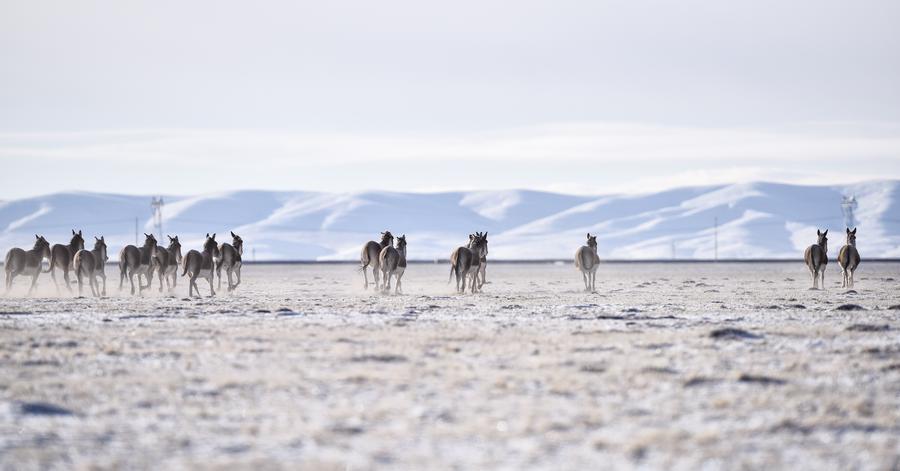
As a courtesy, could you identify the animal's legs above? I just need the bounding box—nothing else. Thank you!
[27,272,39,296]
[396,272,403,295]
[207,272,216,296]
[100,273,107,296]
[216,260,223,289]
[76,269,84,296]
[234,265,241,289]
[226,268,234,292]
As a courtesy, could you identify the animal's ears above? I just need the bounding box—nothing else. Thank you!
[95,236,100,241]
[817,229,822,236]
[484,231,487,238]
[168,235,174,241]
[823,229,828,236]
[78,230,82,236]
[231,231,236,238]
[72,229,76,235]
[211,233,216,239]
[35,234,40,240]
[851,228,857,234]
[144,233,149,237]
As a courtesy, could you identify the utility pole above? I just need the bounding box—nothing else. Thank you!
[841,195,858,229]
[714,217,718,262]
[151,196,164,241]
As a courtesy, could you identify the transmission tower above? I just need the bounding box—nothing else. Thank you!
[151,196,164,241]
[841,195,857,229]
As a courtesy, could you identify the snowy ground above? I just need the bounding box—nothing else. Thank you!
[1,262,899,470]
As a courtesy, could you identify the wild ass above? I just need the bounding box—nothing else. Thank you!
[804,229,828,289]
[217,231,243,292]
[73,236,108,297]
[46,229,85,293]
[379,234,407,294]
[575,233,600,292]
[151,235,183,293]
[119,233,158,295]
[182,233,220,297]
[468,232,489,289]
[4,235,51,296]
[360,231,394,290]
[838,228,861,289]
[449,233,487,294]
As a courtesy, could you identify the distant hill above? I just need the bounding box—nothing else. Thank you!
[1,181,897,260]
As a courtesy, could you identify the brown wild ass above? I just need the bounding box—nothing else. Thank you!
[73,236,108,297]
[360,231,393,290]
[804,229,828,289]
[449,233,487,294]
[838,228,861,289]
[119,233,158,295]
[575,233,600,292]
[379,234,407,294]
[182,233,220,297]
[46,229,85,293]
[4,235,51,296]
[151,235,183,293]
[468,232,489,289]
[217,231,243,292]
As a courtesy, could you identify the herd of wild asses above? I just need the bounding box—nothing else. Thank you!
[2,226,863,297]
[3,231,243,297]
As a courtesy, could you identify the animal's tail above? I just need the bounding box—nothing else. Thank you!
[43,249,56,273]
[181,259,189,277]
[448,264,455,284]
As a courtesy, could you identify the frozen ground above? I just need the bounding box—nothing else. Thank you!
[1,262,899,470]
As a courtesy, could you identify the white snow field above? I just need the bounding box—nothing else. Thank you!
[1,180,898,261]
[1,262,899,469]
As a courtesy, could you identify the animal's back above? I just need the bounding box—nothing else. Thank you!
[379,246,399,272]
[575,246,596,271]
[361,241,382,267]
[120,245,141,269]
[74,249,95,274]
[838,246,860,270]
[5,248,25,272]
[49,244,72,269]
[182,250,202,276]
[805,244,826,269]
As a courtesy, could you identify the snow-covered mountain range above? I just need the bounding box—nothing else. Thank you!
[1,181,898,261]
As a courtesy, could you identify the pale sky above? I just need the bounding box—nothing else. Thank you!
[2,0,899,199]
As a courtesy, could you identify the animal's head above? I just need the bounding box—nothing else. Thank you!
[231,231,244,255]
[204,233,220,258]
[70,229,85,251]
[473,231,488,255]
[470,233,487,257]
[846,227,857,246]
[34,234,51,257]
[143,233,158,249]
[168,235,183,262]
[586,233,598,250]
[380,231,394,247]
[93,236,108,262]
[396,234,407,251]
[816,229,828,248]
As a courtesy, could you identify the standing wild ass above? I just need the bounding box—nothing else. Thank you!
[360,231,393,290]
[217,231,243,292]
[379,234,407,294]
[46,229,85,293]
[838,228,861,289]
[119,233,158,295]
[73,236,108,297]
[4,235,51,296]
[151,235,183,293]
[575,233,600,292]
[804,229,828,289]
[449,233,487,294]
[182,233,220,297]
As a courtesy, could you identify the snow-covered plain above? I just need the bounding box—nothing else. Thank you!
[1,262,899,469]
[1,181,898,261]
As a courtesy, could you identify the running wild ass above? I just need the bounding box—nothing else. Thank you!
[449,233,487,294]
[575,233,600,292]
[73,236,108,297]
[4,235,51,296]
[151,235,183,293]
[804,229,828,289]
[360,231,394,290]
[468,232,489,289]
[182,233,220,297]
[217,231,243,292]
[838,228,861,289]
[46,229,85,293]
[379,234,407,294]
[119,233,158,295]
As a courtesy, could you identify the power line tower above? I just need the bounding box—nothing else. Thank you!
[150,196,164,241]
[841,195,858,229]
